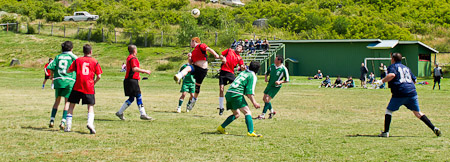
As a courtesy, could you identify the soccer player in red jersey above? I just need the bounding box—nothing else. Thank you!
[173,37,224,111]
[115,45,153,120]
[64,44,102,134]
[42,58,54,89]
[218,44,245,115]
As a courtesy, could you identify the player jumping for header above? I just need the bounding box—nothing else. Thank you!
[375,53,441,137]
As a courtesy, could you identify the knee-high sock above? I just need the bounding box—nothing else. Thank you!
[136,94,143,106]
[384,114,392,133]
[178,99,183,108]
[221,115,236,128]
[219,97,224,109]
[61,110,68,122]
[118,97,133,114]
[262,102,270,114]
[66,114,73,127]
[50,108,57,120]
[245,115,254,134]
[420,115,435,131]
[87,112,94,126]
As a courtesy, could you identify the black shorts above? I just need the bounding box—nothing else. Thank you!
[434,76,441,83]
[124,79,141,97]
[45,75,50,80]
[190,64,208,84]
[219,70,235,85]
[360,76,366,81]
[68,90,95,105]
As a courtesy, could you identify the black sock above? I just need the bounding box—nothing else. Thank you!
[420,115,435,131]
[384,114,392,133]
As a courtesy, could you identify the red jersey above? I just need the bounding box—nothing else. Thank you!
[220,49,244,74]
[125,55,140,80]
[191,43,208,63]
[44,63,51,76]
[68,57,103,94]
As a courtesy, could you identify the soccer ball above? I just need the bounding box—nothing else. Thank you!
[191,9,200,18]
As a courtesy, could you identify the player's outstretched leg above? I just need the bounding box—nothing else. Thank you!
[174,66,192,84]
[379,110,392,137]
[218,111,239,134]
[241,107,262,137]
[136,94,152,120]
[414,111,440,137]
[49,96,62,128]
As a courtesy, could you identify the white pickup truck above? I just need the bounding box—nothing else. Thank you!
[64,11,99,21]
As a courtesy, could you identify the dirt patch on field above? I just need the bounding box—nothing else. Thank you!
[26,35,44,42]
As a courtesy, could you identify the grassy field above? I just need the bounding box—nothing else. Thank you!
[1,32,450,161]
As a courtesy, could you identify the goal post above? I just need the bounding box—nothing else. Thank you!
[364,57,407,75]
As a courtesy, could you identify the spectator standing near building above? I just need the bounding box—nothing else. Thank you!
[360,63,368,88]
[433,64,443,90]
[379,63,387,88]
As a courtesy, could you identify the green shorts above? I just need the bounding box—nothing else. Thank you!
[225,94,248,110]
[180,83,195,93]
[264,86,281,99]
[55,87,72,98]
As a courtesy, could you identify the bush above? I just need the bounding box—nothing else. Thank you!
[156,63,175,71]
[26,23,36,34]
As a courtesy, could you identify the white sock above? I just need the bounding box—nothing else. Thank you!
[50,117,55,120]
[176,72,183,79]
[118,102,130,114]
[219,97,224,109]
[261,113,265,117]
[192,97,197,103]
[66,114,73,127]
[61,118,66,123]
[87,112,95,126]
[138,105,147,116]
[270,109,274,114]
[51,84,54,89]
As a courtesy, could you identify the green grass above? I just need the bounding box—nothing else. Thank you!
[1,31,450,161]
[0,66,449,161]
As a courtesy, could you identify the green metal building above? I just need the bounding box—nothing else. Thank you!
[270,39,438,77]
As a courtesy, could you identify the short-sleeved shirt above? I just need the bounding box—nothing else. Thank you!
[220,48,244,74]
[387,62,417,98]
[434,67,443,77]
[125,55,140,80]
[191,43,208,63]
[334,79,342,85]
[46,52,78,89]
[323,79,331,84]
[44,63,51,76]
[179,64,195,84]
[68,56,103,94]
[266,64,290,88]
[226,70,257,98]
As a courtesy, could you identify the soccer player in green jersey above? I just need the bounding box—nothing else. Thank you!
[176,61,196,113]
[256,56,289,120]
[45,41,78,129]
[217,61,262,137]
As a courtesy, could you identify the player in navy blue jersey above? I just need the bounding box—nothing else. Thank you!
[374,53,441,137]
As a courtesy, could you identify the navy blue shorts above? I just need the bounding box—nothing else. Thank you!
[387,95,420,112]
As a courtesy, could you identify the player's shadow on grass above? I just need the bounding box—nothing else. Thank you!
[21,126,59,132]
[153,110,178,114]
[95,118,120,122]
[201,131,245,137]
[346,134,418,138]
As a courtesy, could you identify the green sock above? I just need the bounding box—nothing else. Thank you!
[187,100,191,106]
[245,115,254,134]
[268,102,272,111]
[178,99,183,107]
[221,115,236,128]
[263,102,270,113]
[50,108,57,120]
[62,110,68,122]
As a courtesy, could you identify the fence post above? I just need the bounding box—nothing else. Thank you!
[51,23,53,36]
[145,32,148,47]
[160,31,163,47]
[102,28,104,42]
[76,27,80,38]
[88,28,92,41]
[38,22,40,34]
[253,33,256,40]
[114,29,117,43]
[63,25,66,38]
[6,23,8,33]
[16,22,19,33]
[274,36,276,40]
[215,32,218,46]
[130,33,132,44]
[27,23,29,34]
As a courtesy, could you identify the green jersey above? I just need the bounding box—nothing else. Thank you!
[47,52,78,89]
[180,64,195,84]
[226,70,257,98]
[266,64,289,88]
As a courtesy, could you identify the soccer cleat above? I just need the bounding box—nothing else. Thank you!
[268,111,277,119]
[177,108,181,113]
[64,125,71,132]
[140,114,153,120]
[378,132,389,137]
[219,108,224,116]
[188,100,196,111]
[173,74,182,84]
[434,127,441,137]
[115,112,125,120]
[217,126,228,134]
[87,125,96,134]
[254,115,265,120]
[59,122,65,130]
[247,132,263,137]
[49,120,54,128]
